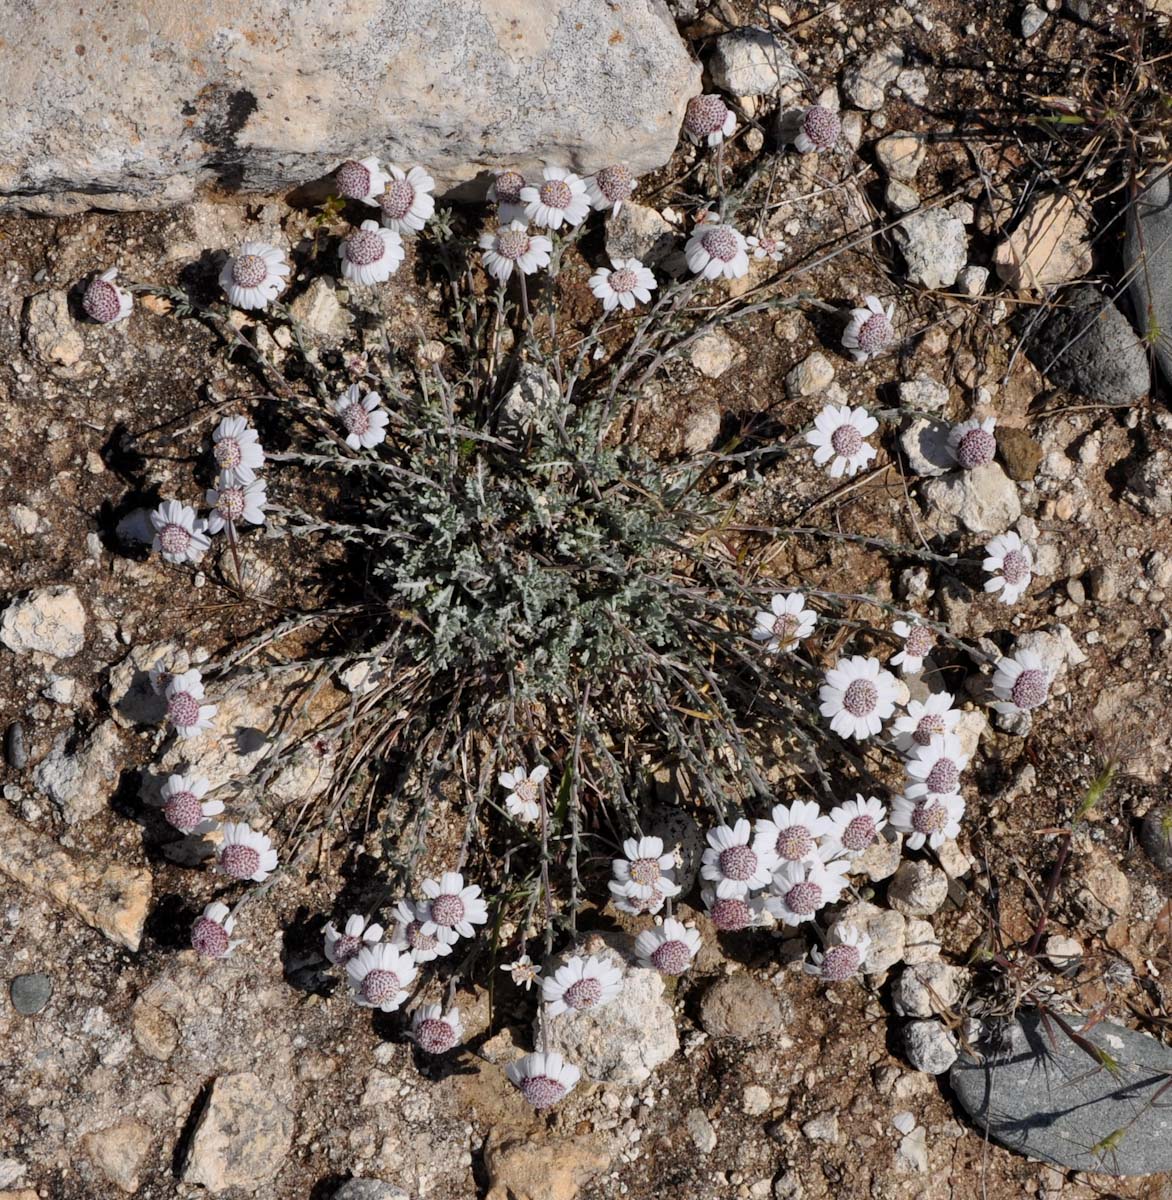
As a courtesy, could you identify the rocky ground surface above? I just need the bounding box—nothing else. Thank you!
[2,0,1172,1199]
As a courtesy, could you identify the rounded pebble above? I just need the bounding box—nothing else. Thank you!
[10,972,52,1015]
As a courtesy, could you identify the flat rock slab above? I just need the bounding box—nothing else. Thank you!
[0,0,698,215]
[951,1012,1172,1176]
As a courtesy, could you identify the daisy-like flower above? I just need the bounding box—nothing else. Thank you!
[346,942,417,1012]
[150,500,211,565]
[701,886,766,932]
[753,800,833,866]
[792,105,842,153]
[479,221,553,284]
[488,169,529,224]
[904,733,969,801]
[82,267,133,324]
[324,914,385,966]
[819,655,900,740]
[212,416,265,485]
[823,795,888,859]
[411,1004,464,1054]
[500,954,540,990]
[589,258,657,312]
[608,878,670,916]
[338,219,405,286]
[890,620,936,675]
[586,164,637,215]
[947,416,997,470]
[701,818,779,898]
[335,156,391,205]
[157,772,222,835]
[990,649,1051,715]
[377,164,436,234]
[842,295,895,364]
[506,1051,580,1110]
[685,220,750,280]
[745,233,785,262]
[520,166,590,231]
[542,953,623,1017]
[164,670,217,738]
[219,242,290,311]
[191,901,240,959]
[890,793,965,851]
[420,872,489,941]
[751,592,817,653]
[498,763,549,824]
[390,898,454,962]
[684,93,736,146]
[891,692,963,756]
[983,532,1033,605]
[765,855,852,926]
[215,821,278,883]
[634,917,702,976]
[205,475,268,534]
[803,924,871,981]
[806,404,879,479]
[611,836,680,902]
[335,384,389,451]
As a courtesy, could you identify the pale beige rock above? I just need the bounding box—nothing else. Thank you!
[484,1127,611,1200]
[81,1121,152,1194]
[132,999,180,1061]
[33,719,124,824]
[1,585,86,657]
[875,132,926,183]
[22,293,86,377]
[993,192,1093,291]
[0,809,151,949]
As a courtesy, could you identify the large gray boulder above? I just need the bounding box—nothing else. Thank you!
[1126,170,1172,385]
[0,0,699,215]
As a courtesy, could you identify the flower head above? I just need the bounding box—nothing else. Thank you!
[685,220,750,280]
[753,800,833,866]
[488,168,529,224]
[701,887,766,932]
[506,1051,580,1110]
[804,923,870,981]
[219,242,290,310]
[478,221,552,284]
[806,404,878,478]
[891,620,935,675]
[191,901,240,959]
[520,166,590,230]
[335,384,389,451]
[904,733,968,801]
[83,268,133,324]
[752,592,817,653]
[819,655,900,740]
[823,795,887,858]
[634,917,702,976]
[336,156,391,205]
[542,953,623,1016]
[701,818,779,898]
[991,648,1050,715]
[212,416,265,485]
[498,763,549,824]
[324,914,384,965]
[890,793,965,850]
[215,821,278,882]
[589,258,657,312]
[765,856,851,926]
[611,836,680,902]
[206,475,267,534]
[793,105,841,153]
[842,296,895,363]
[892,692,962,756]
[745,233,785,262]
[150,500,211,565]
[411,1004,464,1054]
[346,942,417,1012]
[684,94,736,146]
[420,872,488,941]
[339,219,405,286]
[377,164,435,234]
[164,669,217,738]
[390,899,453,962]
[586,164,637,214]
[157,773,222,835]
[501,954,540,990]
[983,532,1033,605]
[947,417,997,470]
[608,878,670,916]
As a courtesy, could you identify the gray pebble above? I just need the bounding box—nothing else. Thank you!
[1140,807,1172,872]
[10,972,52,1015]
[5,722,27,769]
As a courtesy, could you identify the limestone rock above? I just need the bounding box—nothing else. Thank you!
[708,29,800,96]
[605,202,677,265]
[875,132,926,182]
[22,292,86,377]
[993,192,1092,291]
[690,330,743,378]
[899,417,952,476]
[485,1127,611,1200]
[835,900,906,974]
[1124,443,1172,517]
[843,43,904,110]
[333,1183,410,1200]
[288,278,351,343]
[34,719,124,824]
[892,961,964,1018]
[785,351,835,398]
[896,209,967,290]
[81,1121,151,1194]
[898,376,949,413]
[921,464,1021,535]
[699,973,785,1040]
[1,586,86,658]
[888,861,948,918]
[904,1020,957,1075]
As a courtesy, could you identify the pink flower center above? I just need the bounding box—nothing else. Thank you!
[167,691,201,729]
[539,179,573,210]
[702,226,739,262]
[361,968,401,1005]
[346,229,386,267]
[842,678,878,717]
[911,801,948,835]
[429,893,465,927]
[957,427,996,469]
[163,791,202,833]
[842,814,877,852]
[686,94,729,136]
[1011,668,1048,710]
[380,179,416,221]
[784,880,823,915]
[332,933,363,963]
[519,1074,566,1109]
[925,758,960,795]
[158,523,192,557]
[192,916,229,957]
[84,278,121,322]
[216,486,245,522]
[341,401,372,437]
[913,714,945,746]
[821,943,861,981]
[622,887,664,915]
[771,613,801,644]
[416,1017,457,1054]
[495,228,531,261]
[757,236,779,255]
[905,625,935,658]
[857,311,893,354]
[563,977,603,1009]
[493,170,525,203]
[629,857,660,886]
[650,939,692,975]
[775,825,814,861]
[596,164,634,202]
[1002,549,1029,584]
[405,920,439,955]
[718,843,758,882]
[514,778,538,803]
[232,254,268,288]
[608,267,638,294]
[214,437,242,470]
[709,896,752,931]
[220,843,261,879]
[336,160,372,198]
[830,423,863,458]
[802,106,841,151]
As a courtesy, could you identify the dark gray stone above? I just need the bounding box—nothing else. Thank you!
[10,972,52,1015]
[1140,806,1172,872]
[1125,170,1172,385]
[1026,285,1149,405]
[5,721,26,769]
[951,1012,1172,1175]
[333,1181,409,1200]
